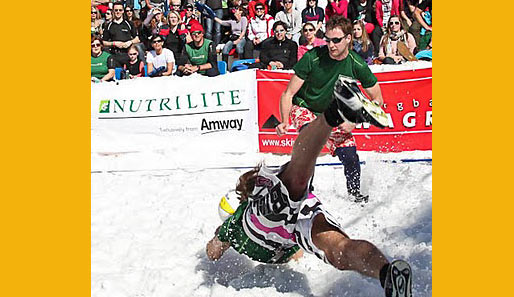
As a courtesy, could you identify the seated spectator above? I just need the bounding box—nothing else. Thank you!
[375,0,400,33]
[177,23,220,77]
[124,6,135,22]
[301,0,325,37]
[209,6,248,63]
[325,0,349,22]
[348,0,381,55]
[377,15,416,64]
[123,45,146,78]
[297,22,326,60]
[275,0,302,43]
[255,21,298,70]
[352,20,374,64]
[91,35,115,82]
[147,34,176,76]
[244,2,274,59]
[164,10,189,65]
[181,3,202,31]
[248,0,268,18]
[91,6,103,36]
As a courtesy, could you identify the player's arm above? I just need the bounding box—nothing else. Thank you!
[206,226,230,261]
[276,74,305,136]
[364,83,384,106]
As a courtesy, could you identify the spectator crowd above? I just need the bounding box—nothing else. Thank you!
[91,0,432,82]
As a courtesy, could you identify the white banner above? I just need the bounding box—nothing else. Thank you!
[91,70,259,154]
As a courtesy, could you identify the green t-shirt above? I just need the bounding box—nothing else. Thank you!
[218,200,300,264]
[91,51,114,79]
[292,47,378,113]
[185,39,212,75]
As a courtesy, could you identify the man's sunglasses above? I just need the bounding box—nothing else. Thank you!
[303,28,315,32]
[324,35,347,44]
[389,21,400,26]
[152,39,163,43]
[114,9,124,12]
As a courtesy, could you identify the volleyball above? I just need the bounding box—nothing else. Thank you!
[218,190,240,221]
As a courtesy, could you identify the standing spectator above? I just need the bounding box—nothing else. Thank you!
[210,6,248,63]
[164,10,189,65]
[325,0,349,21]
[177,23,220,76]
[297,22,326,60]
[375,0,400,33]
[301,0,325,37]
[413,0,431,50]
[123,45,146,78]
[101,9,113,35]
[352,20,374,64]
[256,21,298,69]
[102,2,141,67]
[275,0,302,43]
[169,0,182,12]
[91,6,104,36]
[204,0,224,47]
[377,15,416,64]
[91,35,115,82]
[244,2,274,58]
[147,34,176,76]
[181,3,202,30]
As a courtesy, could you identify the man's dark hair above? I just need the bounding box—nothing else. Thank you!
[273,21,288,31]
[326,15,353,35]
[113,1,124,8]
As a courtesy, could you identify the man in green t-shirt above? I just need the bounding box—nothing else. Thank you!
[275,15,384,203]
[177,23,219,77]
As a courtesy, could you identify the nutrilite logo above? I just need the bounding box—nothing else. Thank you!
[98,90,242,115]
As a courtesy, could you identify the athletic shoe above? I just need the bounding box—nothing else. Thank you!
[324,75,389,128]
[384,260,412,297]
[350,192,369,203]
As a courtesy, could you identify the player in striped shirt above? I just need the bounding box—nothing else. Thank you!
[206,76,413,297]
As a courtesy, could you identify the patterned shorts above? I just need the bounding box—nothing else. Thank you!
[290,105,356,156]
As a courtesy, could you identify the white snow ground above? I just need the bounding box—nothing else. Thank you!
[91,143,432,297]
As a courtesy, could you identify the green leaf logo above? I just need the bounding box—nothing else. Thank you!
[99,100,110,113]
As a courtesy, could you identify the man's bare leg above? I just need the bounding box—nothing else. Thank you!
[311,214,389,279]
[280,114,333,201]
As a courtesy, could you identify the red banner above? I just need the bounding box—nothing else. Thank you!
[257,67,432,153]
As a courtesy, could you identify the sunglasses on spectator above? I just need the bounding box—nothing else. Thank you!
[128,52,138,56]
[152,39,163,43]
[191,31,203,36]
[187,8,193,11]
[255,7,265,10]
[389,21,400,25]
[303,28,315,32]
[91,11,97,14]
[114,9,124,12]
[324,35,347,44]
[284,1,293,3]
[172,4,181,7]
[91,43,102,48]
[125,9,132,12]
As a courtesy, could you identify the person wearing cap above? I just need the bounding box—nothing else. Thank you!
[177,23,219,77]
[244,2,274,59]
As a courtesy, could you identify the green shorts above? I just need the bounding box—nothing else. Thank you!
[217,201,300,264]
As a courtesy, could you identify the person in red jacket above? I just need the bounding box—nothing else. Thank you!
[325,0,349,22]
[375,0,400,32]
